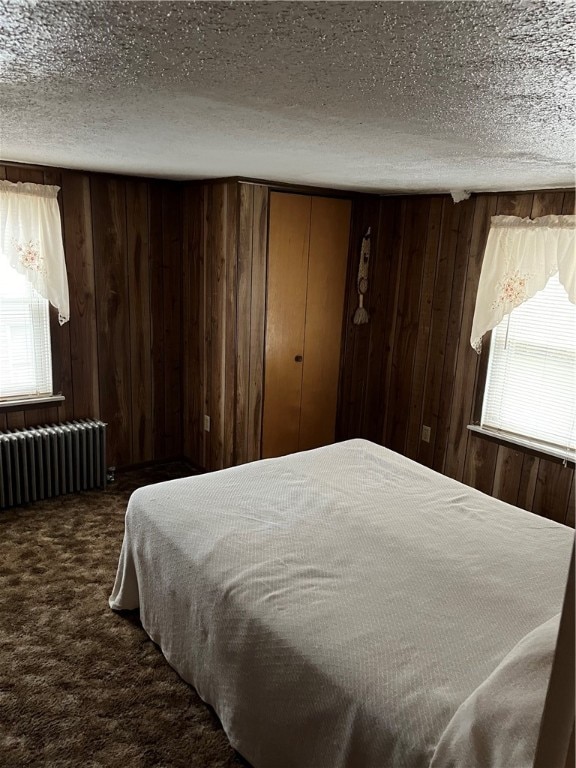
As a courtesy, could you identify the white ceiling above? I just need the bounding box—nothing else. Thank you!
[0,1,574,194]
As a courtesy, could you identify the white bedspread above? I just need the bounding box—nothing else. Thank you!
[110,439,573,768]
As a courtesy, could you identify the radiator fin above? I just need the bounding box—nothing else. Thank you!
[0,419,106,510]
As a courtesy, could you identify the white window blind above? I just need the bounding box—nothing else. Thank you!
[482,273,576,455]
[0,255,52,401]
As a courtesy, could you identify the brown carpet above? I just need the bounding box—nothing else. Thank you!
[0,464,249,768]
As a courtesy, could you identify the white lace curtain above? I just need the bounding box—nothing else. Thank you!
[470,214,576,352]
[0,179,69,324]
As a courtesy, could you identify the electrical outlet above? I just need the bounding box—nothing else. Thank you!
[204,415,211,432]
[421,425,431,443]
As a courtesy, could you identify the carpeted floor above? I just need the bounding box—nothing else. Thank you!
[0,464,249,768]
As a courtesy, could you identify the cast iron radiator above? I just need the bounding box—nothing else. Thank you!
[0,419,107,510]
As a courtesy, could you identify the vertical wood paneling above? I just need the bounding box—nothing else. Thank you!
[517,453,540,512]
[235,184,254,466]
[149,182,166,461]
[4,410,26,430]
[208,183,229,470]
[224,183,238,468]
[381,200,406,444]
[566,481,575,528]
[4,161,570,513]
[247,185,269,462]
[404,197,442,460]
[562,190,575,215]
[432,196,475,472]
[91,176,132,467]
[418,198,462,467]
[182,184,204,466]
[162,184,183,459]
[491,445,524,506]
[202,189,211,470]
[386,197,431,455]
[60,170,99,421]
[461,433,498,495]
[339,186,574,526]
[1,162,186,468]
[233,182,269,466]
[360,199,400,443]
[337,196,381,441]
[126,179,152,463]
[532,462,574,525]
[43,166,73,425]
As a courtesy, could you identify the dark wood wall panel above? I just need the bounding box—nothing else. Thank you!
[0,162,183,468]
[235,184,255,466]
[92,176,132,467]
[149,182,167,461]
[404,197,443,461]
[161,184,184,460]
[208,183,228,470]
[181,181,268,472]
[387,197,432,455]
[182,184,204,466]
[417,199,464,468]
[126,179,152,463]
[359,200,399,443]
[61,170,98,424]
[339,188,575,526]
[5,159,568,513]
[337,195,390,443]
[224,183,239,468]
[247,185,269,462]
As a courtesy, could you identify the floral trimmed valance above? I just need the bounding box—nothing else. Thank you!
[0,179,69,324]
[470,214,576,353]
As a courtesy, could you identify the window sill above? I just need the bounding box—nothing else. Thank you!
[0,394,65,412]
[467,425,575,466]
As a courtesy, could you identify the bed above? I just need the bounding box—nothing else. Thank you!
[109,439,574,768]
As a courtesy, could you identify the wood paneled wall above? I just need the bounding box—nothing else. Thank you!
[182,181,268,471]
[0,163,183,468]
[3,158,571,522]
[338,188,575,526]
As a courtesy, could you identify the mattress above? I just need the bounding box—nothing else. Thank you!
[109,439,574,768]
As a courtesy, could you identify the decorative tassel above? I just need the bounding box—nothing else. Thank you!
[353,294,369,325]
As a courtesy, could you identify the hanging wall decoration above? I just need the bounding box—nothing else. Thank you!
[353,226,371,325]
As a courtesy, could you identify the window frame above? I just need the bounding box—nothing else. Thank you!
[0,303,64,413]
[470,330,575,467]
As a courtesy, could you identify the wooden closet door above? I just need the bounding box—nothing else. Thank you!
[298,196,351,452]
[262,193,311,459]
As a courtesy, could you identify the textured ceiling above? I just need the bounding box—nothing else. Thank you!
[0,1,574,193]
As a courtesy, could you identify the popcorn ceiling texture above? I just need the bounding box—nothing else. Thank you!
[0,0,574,193]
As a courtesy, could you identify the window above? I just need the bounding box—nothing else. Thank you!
[0,255,53,402]
[0,178,69,405]
[481,273,576,457]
